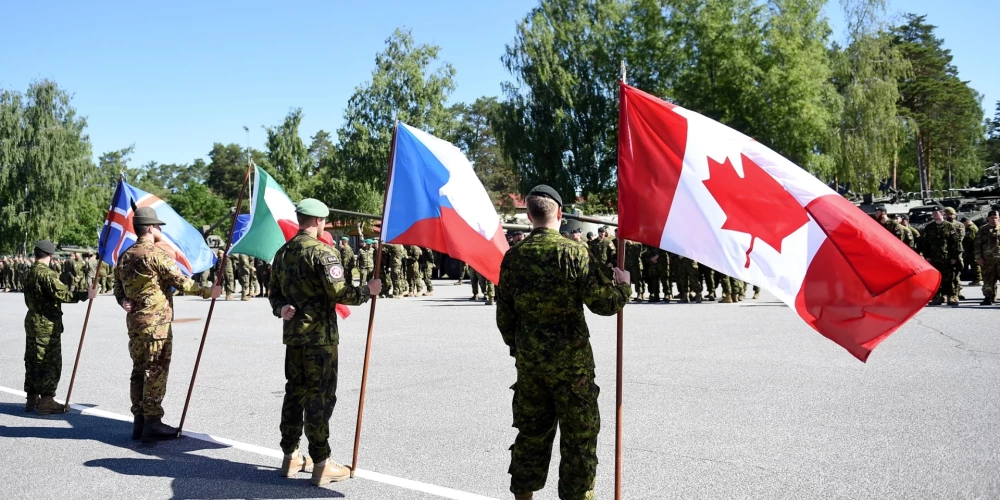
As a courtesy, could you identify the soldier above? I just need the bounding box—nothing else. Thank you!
[82,252,98,290]
[358,240,375,285]
[60,254,74,287]
[962,218,981,286]
[496,185,630,500]
[114,207,221,442]
[469,266,495,304]
[256,257,271,297]
[99,260,112,293]
[234,253,251,301]
[570,228,583,242]
[674,256,702,303]
[221,249,236,300]
[22,241,96,414]
[404,245,424,297]
[640,244,666,303]
[420,247,435,296]
[920,207,963,306]
[699,264,717,301]
[943,207,966,298]
[339,237,356,286]
[901,216,920,250]
[874,205,906,240]
[975,210,1000,305]
[624,240,645,301]
[390,243,407,297]
[268,199,380,485]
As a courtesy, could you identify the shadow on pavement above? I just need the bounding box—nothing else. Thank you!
[0,403,342,499]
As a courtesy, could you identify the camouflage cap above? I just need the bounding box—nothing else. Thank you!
[296,198,329,218]
[34,240,56,255]
[943,207,956,215]
[133,207,165,226]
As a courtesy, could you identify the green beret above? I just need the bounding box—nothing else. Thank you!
[296,198,329,218]
[341,236,349,241]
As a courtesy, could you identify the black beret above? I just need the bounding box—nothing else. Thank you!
[572,228,582,234]
[527,184,562,207]
[34,240,56,255]
[989,210,999,217]
[874,205,887,211]
[586,231,595,238]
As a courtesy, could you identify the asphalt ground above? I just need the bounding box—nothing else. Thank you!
[1,279,998,500]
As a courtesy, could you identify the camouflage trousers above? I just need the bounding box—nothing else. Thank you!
[931,260,959,297]
[982,258,1000,299]
[643,260,668,300]
[719,275,745,297]
[700,266,716,297]
[359,267,374,287]
[222,270,236,294]
[626,264,644,297]
[280,344,338,463]
[471,271,495,301]
[509,369,599,500]
[421,262,434,292]
[390,264,407,296]
[406,262,423,295]
[675,261,701,298]
[24,332,62,397]
[128,331,173,418]
[964,248,982,283]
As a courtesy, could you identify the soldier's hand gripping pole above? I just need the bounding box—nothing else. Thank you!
[176,160,254,436]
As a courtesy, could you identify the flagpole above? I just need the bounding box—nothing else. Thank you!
[176,159,254,436]
[351,120,399,477]
[63,173,124,411]
[615,60,627,500]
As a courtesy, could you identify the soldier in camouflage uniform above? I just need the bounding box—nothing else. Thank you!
[900,216,920,251]
[114,207,221,442]
[420,247,435,295]
[221,249,236,300]
[975,210,1000,305]
[405,245,424,297]
[641,244,668,303]
[699,264,716,301]
[962,218,981,286]
[496,186,631,500]
[469,266,496,304]
[22,241,95,414]
[83,253,98,290]
[390,243,407,297]
[920,208,963,306]
[875,206,906,241]
[256,258,271,297]
[338,238,356,286]
[268,199,380,485]
[674,256,702,303]
[358,240,375,285]
[624,240,644,301]
[944,207,966,299]
[234,253,251,300]
[100,261,113,293]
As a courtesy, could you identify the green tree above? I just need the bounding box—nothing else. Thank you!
[206,143,268,204]
[265,108,315,200]
[893,13,985,193]
[0,80,94,251]
[452,97,521,215]
[986,101,1000,180]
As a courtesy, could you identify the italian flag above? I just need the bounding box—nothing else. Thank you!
[229,165,351,318]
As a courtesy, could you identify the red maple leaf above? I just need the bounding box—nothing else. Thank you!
[702,154,809,268]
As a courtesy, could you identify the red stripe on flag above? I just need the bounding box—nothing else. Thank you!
[390,207,508,284]
[617,83,687,247]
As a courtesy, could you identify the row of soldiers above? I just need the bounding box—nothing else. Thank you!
[875,205,1000,306]
[2,253,116,294]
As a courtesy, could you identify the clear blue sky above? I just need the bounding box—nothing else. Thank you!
[1,0,995,168]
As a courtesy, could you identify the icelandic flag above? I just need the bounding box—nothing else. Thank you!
[382,123,509,284]
[98,179,217,276]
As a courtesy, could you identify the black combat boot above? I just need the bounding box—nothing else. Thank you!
[141,417,179,443]
[132,414,145,440]
[25,394,39,412]
[981,295,993,306]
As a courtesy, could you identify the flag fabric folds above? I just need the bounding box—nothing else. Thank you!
[99,179,216,276]
[382,122,509,284]
[617,82,940,362]
[228,165,350,319]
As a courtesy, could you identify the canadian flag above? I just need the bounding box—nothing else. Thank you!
[617,83,940,361]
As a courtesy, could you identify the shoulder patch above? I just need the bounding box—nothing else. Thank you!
[329,264,344,280]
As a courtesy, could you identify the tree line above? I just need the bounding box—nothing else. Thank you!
[2,0,998,253]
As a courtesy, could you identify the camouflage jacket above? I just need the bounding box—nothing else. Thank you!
[406,245,423,262]
[340,244,355,268]
[919,221,962,264]
[420,247,435,265]
[496,228,630,373]
[269,231,371,346]
[624,240,644,269]
[878,218,906,241]
[975,224,1000,261]
[83,258,98,279]
[963,223,978,252]
[24,261,87,336]
[587,239,606,264]
[114,239,211,338]
[358,247,375,269]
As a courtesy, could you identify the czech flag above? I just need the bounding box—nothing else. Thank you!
[382,122,509,283]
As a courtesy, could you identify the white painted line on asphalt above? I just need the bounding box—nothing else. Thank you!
[0,386,499,500]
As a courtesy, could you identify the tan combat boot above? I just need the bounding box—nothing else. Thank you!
[469,294,479,301]
[36,396,65,415]
[310,460,350,486]
[241,292,249,301]
[753,290,760,299]
[25,394,39,412]
[425,290,434,296]
[225,293,232,301]
[719,294,734,304]
[280,450,314,478]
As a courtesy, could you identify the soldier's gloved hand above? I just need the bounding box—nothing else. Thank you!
[367,278,382,296]
[613,267,631,285]
[210,285,222,300]
[280,305,296,321]
[122,300,135,313]
[87,286,98,300]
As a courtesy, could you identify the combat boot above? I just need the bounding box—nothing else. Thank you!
[947,296,960,307]
[25,394,39,412]
[425,291,434,296]
[141,417,179,443]
[705,294,716,301]
[310,459,350,486]
[753,290,761,299]
[694,295,703,303]
[970,280,981,286]
[485,299,494,306]
[648,294,661,303]
[930,295,944,306]
[241,292,249,301]
[980,296,993,306]
[280,450,314,478]
[719,294,734,304]
[225,293,232,301]
[514,493,533,500]
[132,414,145,440]
[470,294,479,301]
[36,396,65,415]
[679,296,690,304]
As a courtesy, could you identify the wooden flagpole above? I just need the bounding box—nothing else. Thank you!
[176,159,255,436]
[63,173,124,411]
[615,60,627,500]
[351,120,399,476]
